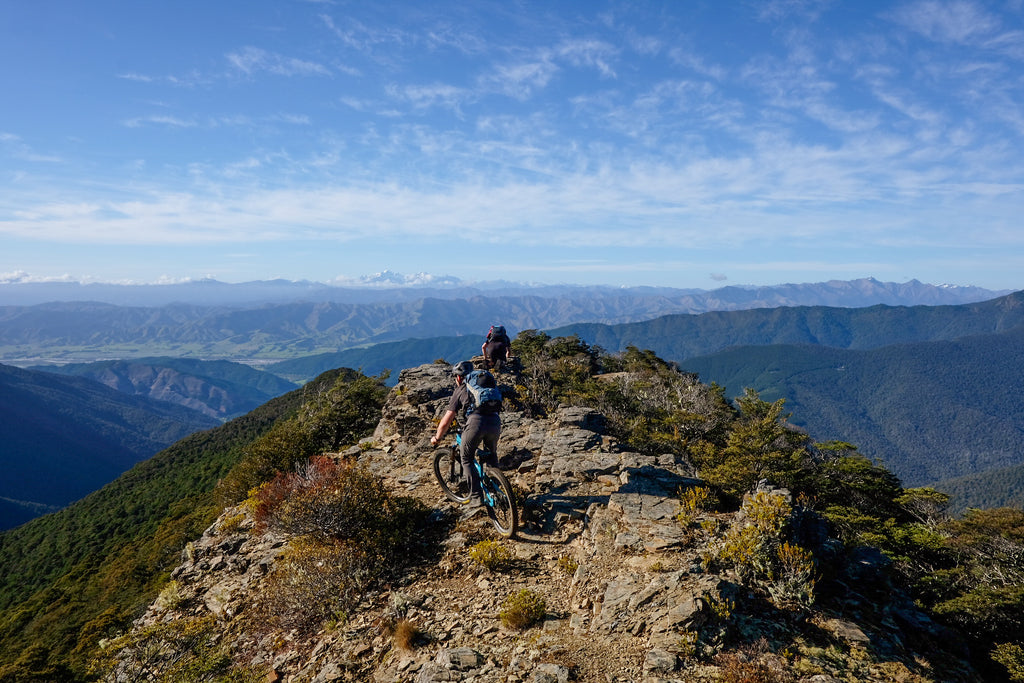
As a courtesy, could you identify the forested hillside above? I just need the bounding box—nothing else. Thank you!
[681,326,1024,493]
[935,463,1024,514]
[0,364,219,530]
[0,367,382,678]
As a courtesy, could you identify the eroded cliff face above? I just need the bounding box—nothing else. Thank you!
[112,362,979,683]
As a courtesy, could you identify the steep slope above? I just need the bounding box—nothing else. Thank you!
[0,368,368,676]
[35,357,298,420]
[0,363,219,529]
[681,326,1024,489]
[98,362,986,682]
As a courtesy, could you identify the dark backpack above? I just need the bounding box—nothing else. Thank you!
[464,369,502,415]
[486,324,510,344]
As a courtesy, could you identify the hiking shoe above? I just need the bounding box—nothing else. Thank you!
[461,498,485,519]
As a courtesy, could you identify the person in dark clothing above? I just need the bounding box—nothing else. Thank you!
[481,325,512,371]
[430,360,501,510]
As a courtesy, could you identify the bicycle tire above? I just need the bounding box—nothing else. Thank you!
[482,466,518,538]
[432,447,471,504]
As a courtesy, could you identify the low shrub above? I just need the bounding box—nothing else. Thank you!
[470,540,513,571]
[259,537,373,634]
[251,456,427,570]
[677,485,716,527]
[391,618,422,652]
[993,642,1024,682]
[557,555,579,575]
[709,491,817,608]
[91,616,265,682]
[500,589,546,630]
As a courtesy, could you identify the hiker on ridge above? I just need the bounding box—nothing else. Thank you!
[430,360,502,511]
[481,324,512,371]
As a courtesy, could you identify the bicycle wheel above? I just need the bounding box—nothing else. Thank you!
[432,447,471,504]
[482,466,518,538]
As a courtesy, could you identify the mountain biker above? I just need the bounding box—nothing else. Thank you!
[430,360,501,511]
[481,325,512,371]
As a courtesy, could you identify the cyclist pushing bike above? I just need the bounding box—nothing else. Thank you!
[431,360,502,515]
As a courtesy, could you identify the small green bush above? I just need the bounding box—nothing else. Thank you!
[710,491,816,608]
[469,540,513,571]
[92,616,265,682]
[993,642,1024,682]
[557,555,579,575]
[252,456,427,569]
[500,589,546,630]
[677,485,716,526]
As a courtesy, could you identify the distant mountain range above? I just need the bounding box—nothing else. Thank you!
[34,357,298,420]
[0,278,1011,364]
[0,364,219,530]
[1,273,1007,308]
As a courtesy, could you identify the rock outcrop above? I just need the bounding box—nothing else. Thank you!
[116,362,980,682]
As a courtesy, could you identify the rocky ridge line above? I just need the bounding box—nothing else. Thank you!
[119,362,978,682]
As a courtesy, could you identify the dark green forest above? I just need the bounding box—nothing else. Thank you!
[681,326,1024,499]
[0,368,371,679]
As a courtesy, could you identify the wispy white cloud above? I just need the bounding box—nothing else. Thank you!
[0,133,64,163]
[481,58,559,100]
[889,0,1000,45]
[121,115,198,129]
[388,83,471,113]
[226,46,331,77]
[556,38,619,78]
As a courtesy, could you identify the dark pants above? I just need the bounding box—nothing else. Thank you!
[461,413,501,500]
[483,341,509,370]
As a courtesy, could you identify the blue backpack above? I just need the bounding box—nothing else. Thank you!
[465,369,502,414]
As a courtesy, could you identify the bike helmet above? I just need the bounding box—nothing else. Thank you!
[452,360,474,377]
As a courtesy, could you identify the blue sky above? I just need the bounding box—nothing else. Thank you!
[2,0,1024,289]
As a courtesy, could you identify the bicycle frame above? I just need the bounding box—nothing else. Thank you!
[433,427,518,537]
[454,432,498,508]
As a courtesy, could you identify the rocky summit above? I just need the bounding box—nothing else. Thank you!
[112,361,980,682]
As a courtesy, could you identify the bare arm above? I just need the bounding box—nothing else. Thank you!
[431,409,457,446]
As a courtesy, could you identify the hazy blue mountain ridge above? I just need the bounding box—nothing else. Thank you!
[549,290,1024,361]
[267,335,482,383]
[35,357,299,420]
[0,279,1011,364]
[0,275,1006,308]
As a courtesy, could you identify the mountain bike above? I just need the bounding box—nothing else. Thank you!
[432,429,518,538]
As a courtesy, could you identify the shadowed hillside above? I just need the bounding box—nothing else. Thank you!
[0,364,219,530]
[681,325,1024,491]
